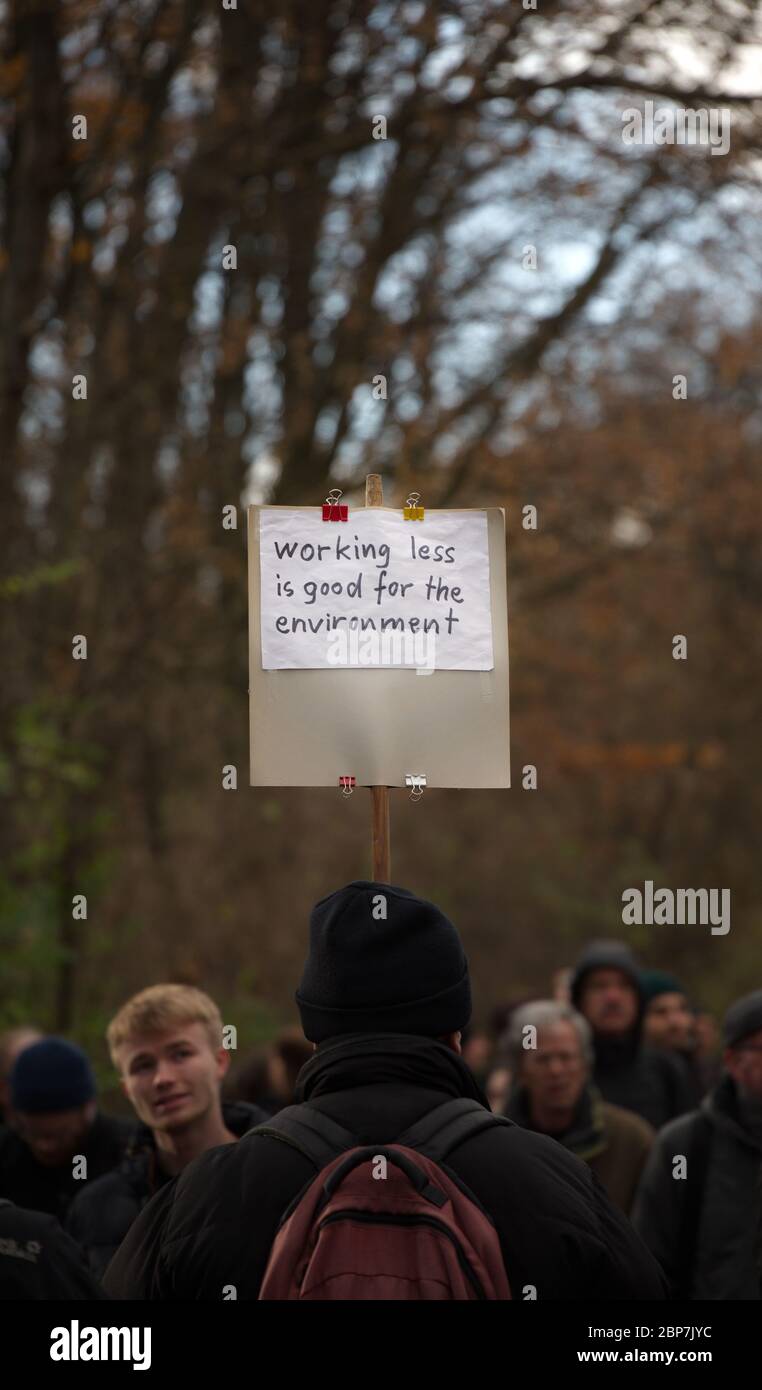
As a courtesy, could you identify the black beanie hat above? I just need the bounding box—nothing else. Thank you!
[10,1037,96,1114]
[723,989,762,1049]
[296,881,471,1043]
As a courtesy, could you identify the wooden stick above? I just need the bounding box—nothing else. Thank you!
[365,473,391,882]
[371,780,390,885]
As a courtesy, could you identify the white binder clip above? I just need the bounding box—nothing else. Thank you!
[405,774,427,802]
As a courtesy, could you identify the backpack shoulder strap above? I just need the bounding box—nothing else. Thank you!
[396,1098,513,1163]
[246,1104,359,1170]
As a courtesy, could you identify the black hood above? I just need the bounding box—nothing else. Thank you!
[294,1031,489,1108]
[570,942,645,1065]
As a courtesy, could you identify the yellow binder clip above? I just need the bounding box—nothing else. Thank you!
[403,492,424,521]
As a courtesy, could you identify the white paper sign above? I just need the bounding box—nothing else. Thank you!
[259,508,494,671]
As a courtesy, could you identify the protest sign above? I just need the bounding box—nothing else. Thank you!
[259,508,493,672]
[248,500,510,790]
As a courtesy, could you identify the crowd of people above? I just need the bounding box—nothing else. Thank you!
[1,881,760,1300]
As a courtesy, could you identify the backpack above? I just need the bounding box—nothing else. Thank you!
[254,1097,513,1300]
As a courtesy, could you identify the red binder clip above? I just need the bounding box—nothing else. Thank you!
[403,491,424,520]
[339,776,356,796]
[322,489,348,521]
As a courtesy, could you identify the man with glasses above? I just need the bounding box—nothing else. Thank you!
[633,989,762,1299]
[503,1001,654,1215]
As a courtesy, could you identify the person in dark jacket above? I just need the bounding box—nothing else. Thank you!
[0,1038,134,1224]
[571,942,693,1130]
[633,988,762,1299]
[503,1000,654,1215]
[67,984,268,1278]
[0,1200,106,1300]
[641,969,709,1106]
[104,882,667,1300]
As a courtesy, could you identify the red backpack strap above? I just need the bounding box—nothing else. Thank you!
[396,1097,514,1162]
[245,1104,359,1170]
[320,1144,449,1210]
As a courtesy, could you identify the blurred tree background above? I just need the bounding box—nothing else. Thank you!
[1,0,761,1076]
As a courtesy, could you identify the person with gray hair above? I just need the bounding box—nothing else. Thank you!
[502,999,654,1216]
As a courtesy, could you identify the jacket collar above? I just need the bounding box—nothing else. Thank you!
[592,1027,642,1069]
[505,1083,607,1160]
[294,1032,489,1107]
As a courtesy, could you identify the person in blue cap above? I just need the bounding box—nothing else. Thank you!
[0,1037,134,1224]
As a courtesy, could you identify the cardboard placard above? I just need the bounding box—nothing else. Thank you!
[248,505,510,788]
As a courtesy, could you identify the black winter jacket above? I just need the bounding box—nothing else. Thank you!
[0,1200,106,1299]
[590,1037,693,1131]
[0,1113,135,1224]
[103,1035,667,1300]
[632,1073,762,1299]
[66,1101,265,1280]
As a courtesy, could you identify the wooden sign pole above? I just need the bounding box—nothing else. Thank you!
[365,473,391,882]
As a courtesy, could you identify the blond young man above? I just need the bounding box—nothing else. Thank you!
[66,985,266,1280]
